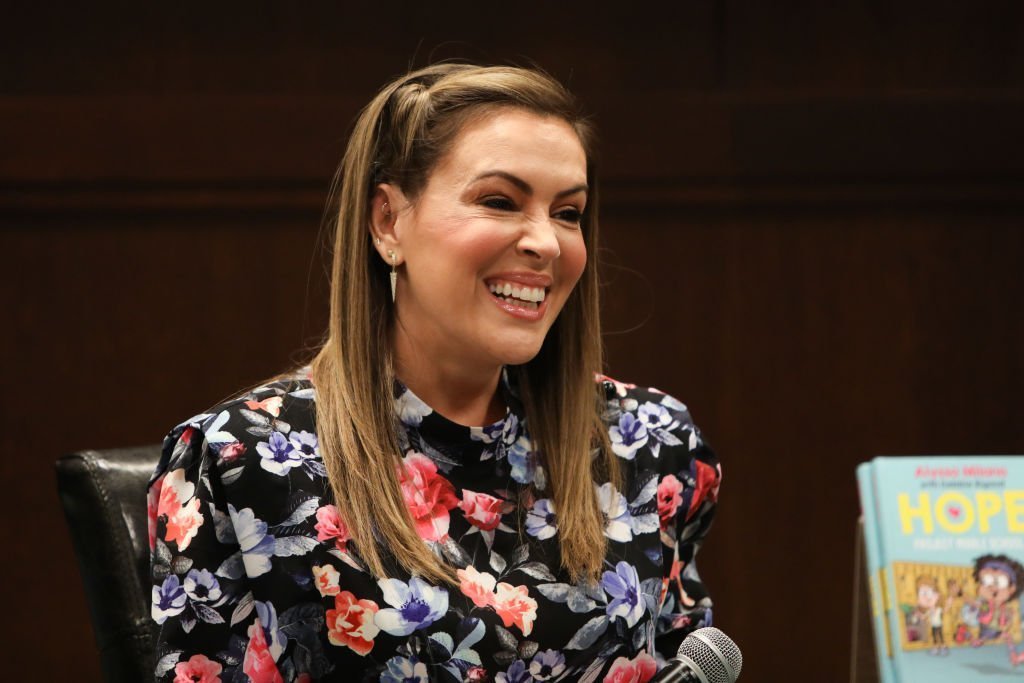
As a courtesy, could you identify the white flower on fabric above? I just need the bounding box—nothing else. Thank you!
[637,401,673,430]
[601,561,646,627]
[525,499,558,540]
[395,388,433,427]
[256,431,304,475]
[183,568,222,603]
[597,482,633,543]
[151,574,187,624]
[609,412,648,460]
[374,577,449,636]
[228,504,275,578]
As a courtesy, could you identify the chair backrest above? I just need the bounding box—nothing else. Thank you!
[56,445,161,683]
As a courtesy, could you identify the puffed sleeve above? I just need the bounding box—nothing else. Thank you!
[148,415,284,683]
[651,400,722,659]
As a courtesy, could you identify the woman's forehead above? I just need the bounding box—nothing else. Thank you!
[432,109,587,185]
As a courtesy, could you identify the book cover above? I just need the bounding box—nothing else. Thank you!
[866,456,1024,682]
[857,462,898,682]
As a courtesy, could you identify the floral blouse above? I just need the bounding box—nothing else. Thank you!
[148,371,721,683]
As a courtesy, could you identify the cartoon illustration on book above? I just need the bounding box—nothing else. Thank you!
[968,554,1024,666]
[893,555,1024,663]
[909,575,948,655]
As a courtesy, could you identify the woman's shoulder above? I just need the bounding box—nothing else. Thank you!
[155,370,319,481]
[596,373,716,469]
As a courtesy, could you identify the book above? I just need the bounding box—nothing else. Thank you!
[857,456,1024,682]
[857,462,898,683]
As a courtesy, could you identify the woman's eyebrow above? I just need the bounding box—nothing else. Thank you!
[471,170,588,199]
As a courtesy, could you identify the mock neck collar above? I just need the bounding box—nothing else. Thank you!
[392,368,526,468]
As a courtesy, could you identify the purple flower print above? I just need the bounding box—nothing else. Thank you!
[637,401,673,430]
[507,435,537,485]
[597,483,633,543]
[228,504,276,578]
[256,430,303,475]
[525,499,558,540]
[374,577,449,636]
[183,568,222,603]
[380,655,429,683]
[529,649,566,680]
[151,574,187,624]
[601,561,646,628]
[255,600,286,660]
[609,412,649,460]
[496,659,532,683]
[287,430,319,459]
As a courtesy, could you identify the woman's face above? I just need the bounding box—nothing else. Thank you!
[384,108,588,378]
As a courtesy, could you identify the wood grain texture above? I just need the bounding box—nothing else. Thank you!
[3,2,1023,680]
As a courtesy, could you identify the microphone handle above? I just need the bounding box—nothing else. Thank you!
[648,658,708,683]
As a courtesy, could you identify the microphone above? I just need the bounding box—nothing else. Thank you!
[650,627,743,683]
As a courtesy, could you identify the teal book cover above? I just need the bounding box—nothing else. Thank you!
[869,455,1024,682]
[857,462,898,683]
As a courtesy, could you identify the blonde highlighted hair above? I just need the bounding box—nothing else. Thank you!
[309,63,615,584]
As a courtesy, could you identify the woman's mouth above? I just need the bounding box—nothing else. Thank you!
[487,280,547,311]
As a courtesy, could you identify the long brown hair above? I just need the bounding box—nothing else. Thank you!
[310,63,615,584]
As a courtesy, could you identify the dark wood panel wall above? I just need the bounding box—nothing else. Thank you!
[3,3,1023,680]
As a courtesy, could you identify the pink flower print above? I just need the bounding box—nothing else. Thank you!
[314,504,351,551]
[459,489,504,531]
[657,474,684,530]
[602,653,657,683]
[243,618,284,683]
[312,564,341,597]
[244,396,283,417]
[158,468,204,551]
[688,460,721,518]
[173,654,222,683]
[398,453,458,542]
[218,441,247,465]
[457,566,497,608]
[326,591,380,656]
[493,583,538,636]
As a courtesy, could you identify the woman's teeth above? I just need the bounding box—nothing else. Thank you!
[488,281,546,309]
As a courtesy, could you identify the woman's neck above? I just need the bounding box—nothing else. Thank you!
[393,351,506,427]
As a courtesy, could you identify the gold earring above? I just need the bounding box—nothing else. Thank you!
[388,250,397,302]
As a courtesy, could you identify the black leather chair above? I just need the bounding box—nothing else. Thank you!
[57,446,161,683]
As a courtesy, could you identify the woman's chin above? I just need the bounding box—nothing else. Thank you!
[493,340,546,368]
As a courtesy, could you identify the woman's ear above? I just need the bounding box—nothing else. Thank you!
[369,184,406,264]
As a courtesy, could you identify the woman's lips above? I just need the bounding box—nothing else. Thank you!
[487,287,547,320]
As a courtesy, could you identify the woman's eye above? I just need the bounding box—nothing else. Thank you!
[482,196,516,211]
[555,208,583,224]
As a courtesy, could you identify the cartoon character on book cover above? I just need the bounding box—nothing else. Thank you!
[895,554,1024,668]
[970,554,1024,665]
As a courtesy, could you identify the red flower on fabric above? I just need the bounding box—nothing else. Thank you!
[326,591,380,656]
[243,619,284,683]
[173,654,222,683]
[457,566,497,608]
[398,453,458,542]
[314,504,351,551]
[687,461,721,518]
[657,474,684,530]
[602,653,657,683]
[493,582,538,636]
[158,468,204,551]
[459,489,504,531]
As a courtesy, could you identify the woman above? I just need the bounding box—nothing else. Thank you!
[149,63,721,683]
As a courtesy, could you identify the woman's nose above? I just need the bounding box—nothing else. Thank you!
[516,218,561,262]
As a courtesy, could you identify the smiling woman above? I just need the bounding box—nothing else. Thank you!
[147,63,722,682]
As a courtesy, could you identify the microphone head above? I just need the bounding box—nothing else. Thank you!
[676,627,743,683]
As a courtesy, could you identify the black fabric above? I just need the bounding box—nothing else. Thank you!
[57,446,161,683]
